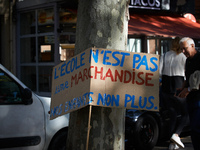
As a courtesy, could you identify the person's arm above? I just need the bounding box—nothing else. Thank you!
[177,81,189,98]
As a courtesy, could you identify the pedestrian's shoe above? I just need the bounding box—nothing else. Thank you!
[170,134,184,148]
[168,143,179,150]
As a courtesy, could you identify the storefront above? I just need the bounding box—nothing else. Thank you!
[128,11,200,54]
[15,0,200,96]
[16,0,77,96]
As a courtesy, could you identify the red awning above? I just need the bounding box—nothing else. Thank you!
[128,14,200,39]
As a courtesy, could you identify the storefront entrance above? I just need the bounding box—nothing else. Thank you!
[17,2,77,96]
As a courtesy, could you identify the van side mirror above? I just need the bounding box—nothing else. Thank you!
[22,88,33,105]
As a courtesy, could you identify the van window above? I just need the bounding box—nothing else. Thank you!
[0,70,22,104]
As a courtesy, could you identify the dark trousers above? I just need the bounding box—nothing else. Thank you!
[173,96,189,135]
[187,91,200,150]
[161,92,189,136]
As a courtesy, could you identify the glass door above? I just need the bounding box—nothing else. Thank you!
[18,6,57,96]
[18,3,77,96]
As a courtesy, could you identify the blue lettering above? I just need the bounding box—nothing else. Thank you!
[97,93,119,106]
[58,104,63,115]
[124,94,132,107]
[112,51,121,66]
[137,55,149,70]
[130,95,138,108]
[54,68,59,79]
[97,93,106,106]
[103,50,112,65]
[64,101,69,112]
[64,92,94,112]
[72,98,77,109]
[139,96,147,108]
[55,52,86,79]
[65,81,68,88]
[60,63,66,77]
[106,94,112,106]
[90,49,99,63]
[77,97,82,108]
[133,54,158,72]
[50,104,62,117]
[146,96,154,109]
[111,95,119,106]
[66,61,71,74]
[124,94,138,108]
[133,54,141,69]
[68,98,76,110]
[54,81,69,95]
[120,52,130,67]
[87,92,94,104]
[80,52,85,67]
[50,106,58,117]
[150,57,158,72]
[81,93,88,105]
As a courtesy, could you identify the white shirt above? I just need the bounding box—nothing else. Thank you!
[159,50,186,77]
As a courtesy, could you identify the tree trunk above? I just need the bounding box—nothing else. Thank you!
[66,0,129,149]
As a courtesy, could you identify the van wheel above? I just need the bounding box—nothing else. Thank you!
[134,114,159,150]
[48,129,68,150]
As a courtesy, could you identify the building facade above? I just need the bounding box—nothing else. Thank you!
[1,0,200,96]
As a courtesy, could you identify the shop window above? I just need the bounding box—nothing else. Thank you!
[59,8,77,33]
[59,34,75,61]
[18,4,77,96]
[147,38,160,54]
[148,39,156,54]
[160,39,171,55]
[21,66,36,91]
[60,44,74,61]
[127,38,141,52]
[20,11,35,35]
[147,38,171,55]
[40,45,52,61]
[39,66,53,92]
[38,8,54,33]
[58,8,77,61]
[20,37,36,63]
[38,36,54,62]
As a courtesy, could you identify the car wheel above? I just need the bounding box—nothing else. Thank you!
[48,129,68,150]
[134,114,159,150]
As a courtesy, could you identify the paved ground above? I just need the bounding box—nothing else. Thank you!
[126,136,194,150]
[154,136,194,150]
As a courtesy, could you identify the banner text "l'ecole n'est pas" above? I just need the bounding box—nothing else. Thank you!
[53,49,158,92]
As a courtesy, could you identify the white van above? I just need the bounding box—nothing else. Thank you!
[0,64,69,150]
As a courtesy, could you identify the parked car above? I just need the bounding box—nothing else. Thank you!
[0,64,69,150]
[125,103,190,150]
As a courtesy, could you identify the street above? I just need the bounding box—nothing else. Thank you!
[126,136,194,150]
[154,136,194,150]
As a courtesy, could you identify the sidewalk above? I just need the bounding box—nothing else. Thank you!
[154,136,194,150]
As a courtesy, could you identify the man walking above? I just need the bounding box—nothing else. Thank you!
[178,37,200,150]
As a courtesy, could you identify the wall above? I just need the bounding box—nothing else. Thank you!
[170,0,195,14]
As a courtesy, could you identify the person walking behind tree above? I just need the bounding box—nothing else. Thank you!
[159,37,187,149]
[178,37,200,150]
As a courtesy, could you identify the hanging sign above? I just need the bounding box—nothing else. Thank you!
[129,0,161,10]
[50,47,160,120]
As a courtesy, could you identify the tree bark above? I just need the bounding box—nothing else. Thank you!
[66,0,129,149]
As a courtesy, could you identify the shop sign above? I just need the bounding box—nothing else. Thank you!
[129,0,161,10]
[50,48,160,120]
